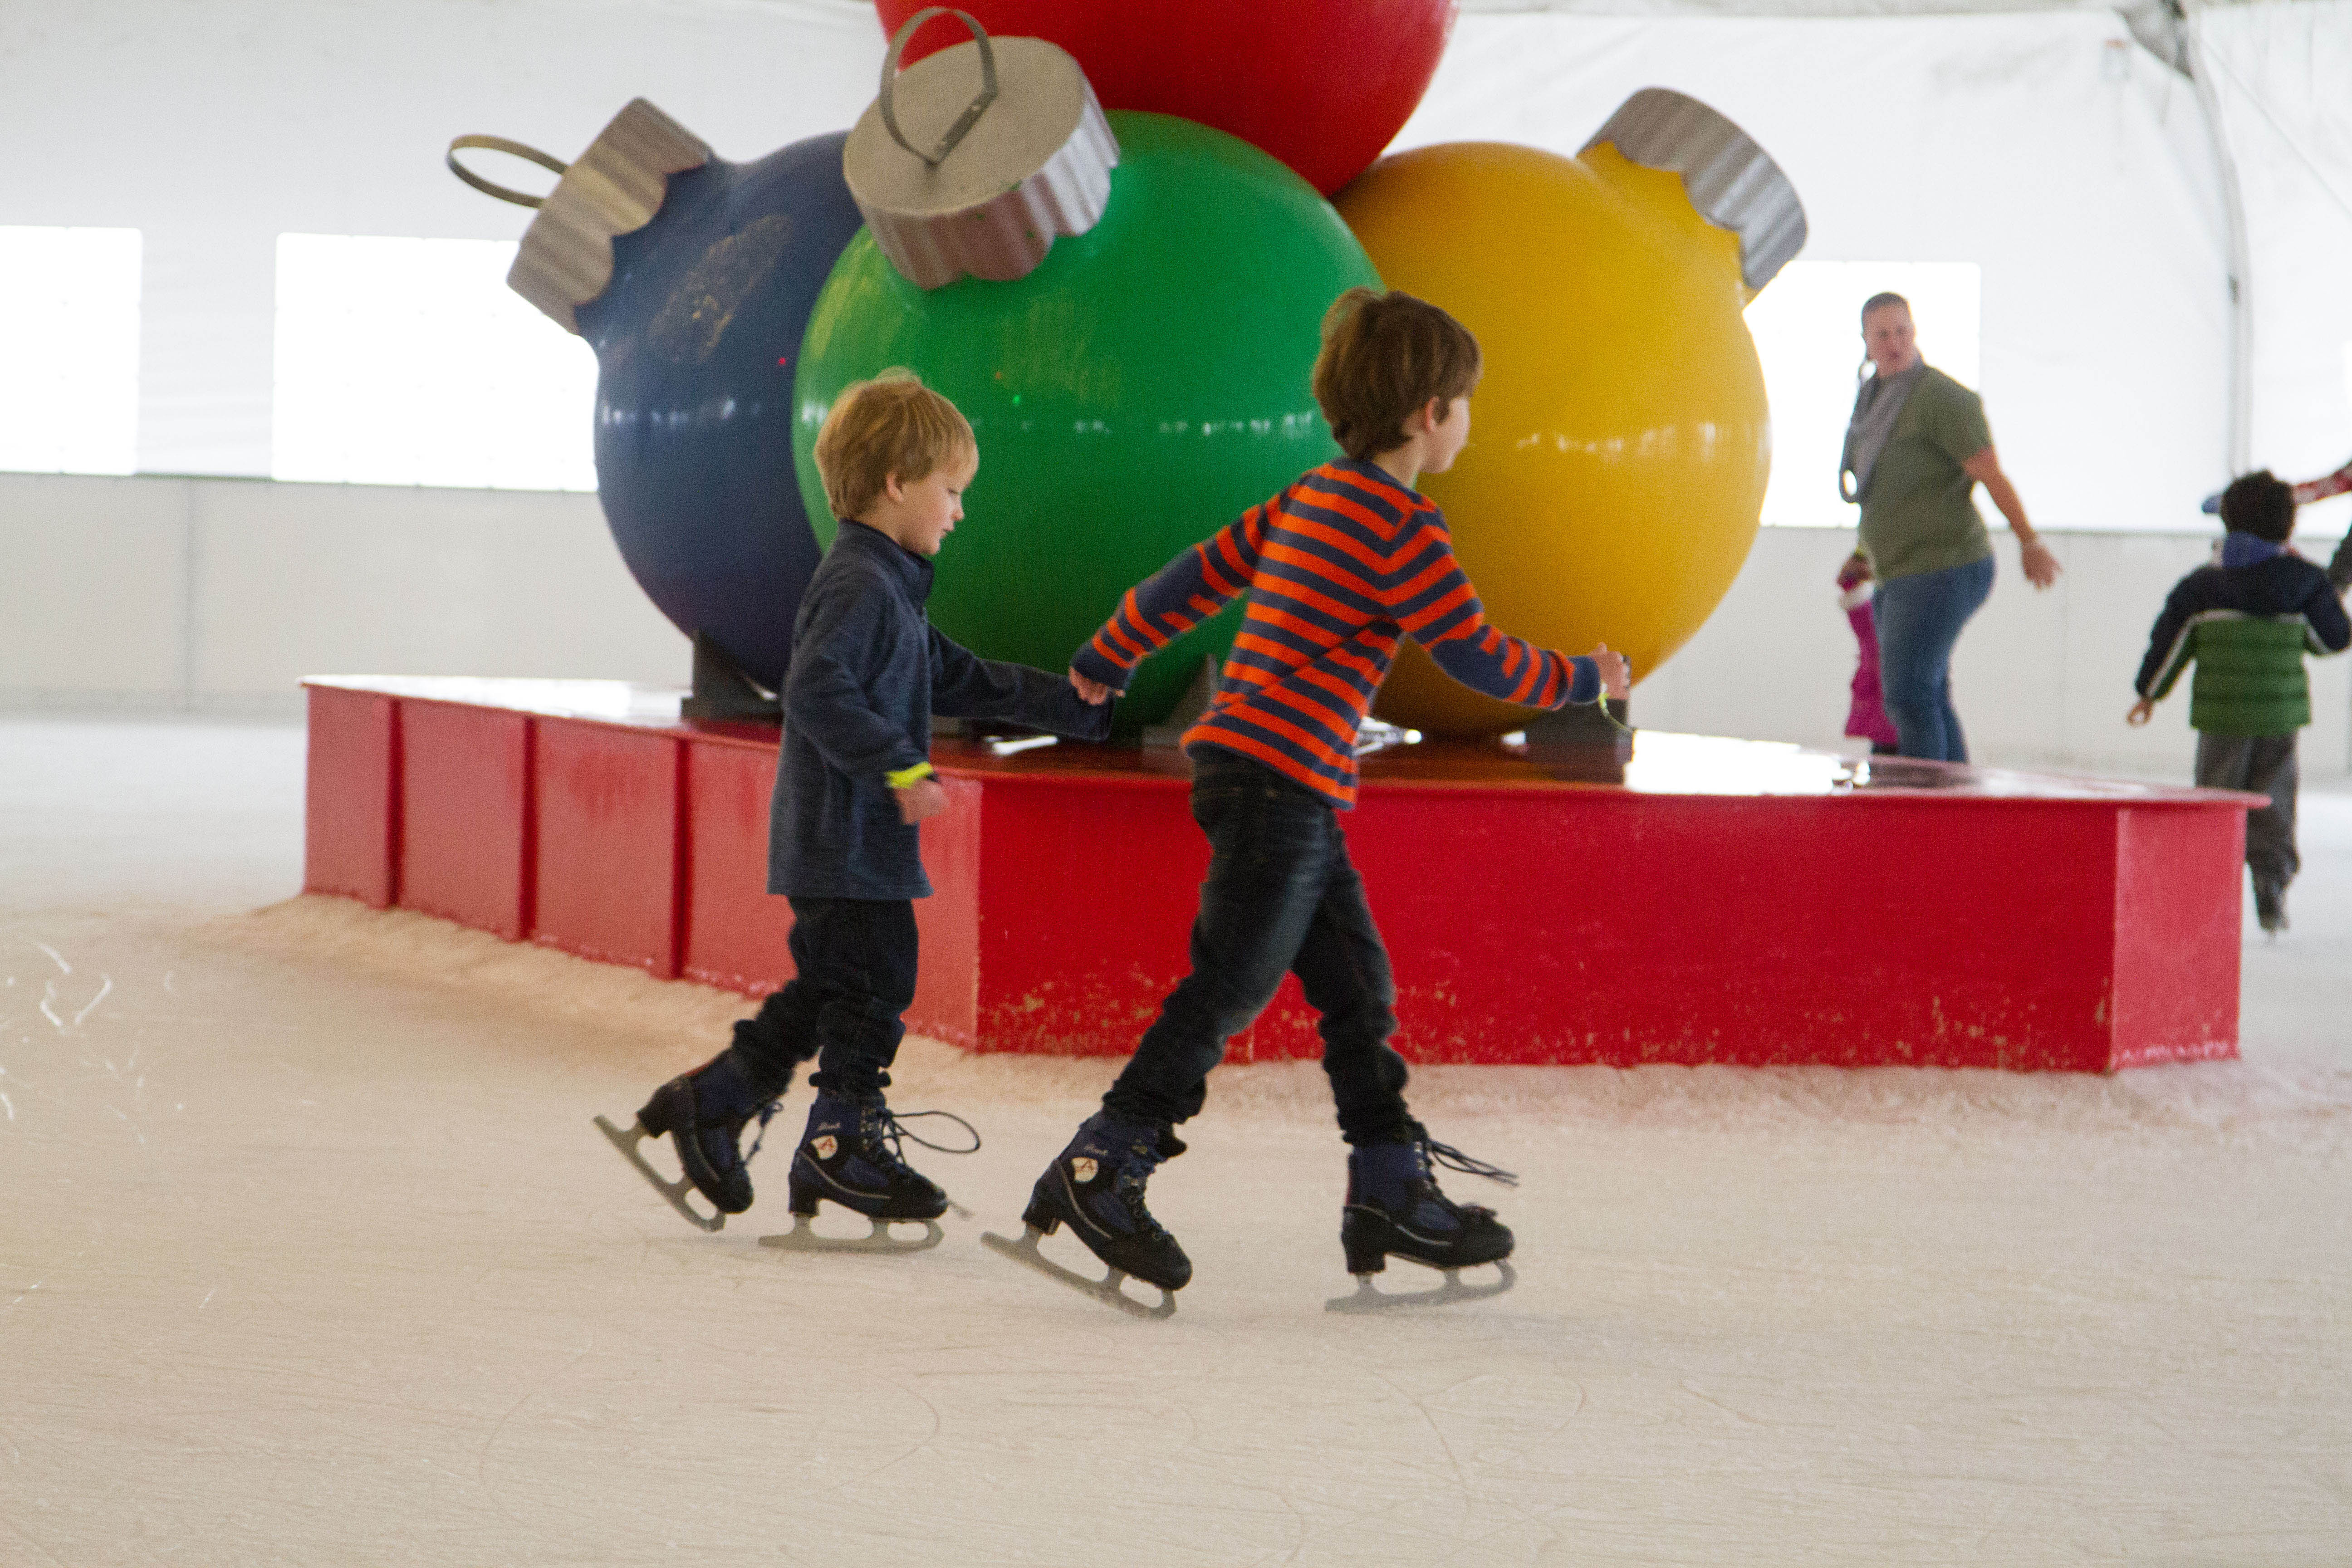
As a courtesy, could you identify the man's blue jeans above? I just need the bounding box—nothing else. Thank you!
[1874,554,1995,762]
[1102,748,1413,1146]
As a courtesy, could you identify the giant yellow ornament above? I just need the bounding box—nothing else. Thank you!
[1339,89,1807,735]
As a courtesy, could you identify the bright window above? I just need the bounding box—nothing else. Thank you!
[1744,261,1983,527]
[0,226,142,475]
[272,235,597,490]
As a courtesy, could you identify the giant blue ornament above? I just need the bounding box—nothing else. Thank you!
[572,130,866,690]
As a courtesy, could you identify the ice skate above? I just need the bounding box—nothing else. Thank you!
[598,1050,784,1233]
[1326,1126,1518,1313]
[2255,878,2289,936]
[760,1091,976,1255]
[1325,1259,1518,1313]
[985,1112,1187,1318]
[594,1113,724,1233]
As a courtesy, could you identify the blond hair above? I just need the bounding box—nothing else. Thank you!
[1311,288,1483,462]
[811,370,977,520]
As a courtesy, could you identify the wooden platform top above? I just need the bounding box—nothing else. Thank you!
[304,676,2256,806]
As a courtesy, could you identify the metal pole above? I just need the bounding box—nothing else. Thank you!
[2175,0,2253,474]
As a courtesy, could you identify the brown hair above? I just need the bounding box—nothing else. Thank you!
[1311,288,1483,462]
[1861,291,1911,324]
[811,370,977,521]
[2220,470,2295,543]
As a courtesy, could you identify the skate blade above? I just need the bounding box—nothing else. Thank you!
[981,1226,1177,1321]
[1325,1259,1516,1314]
[594,1114,724,1234]
[758,1213,945,1254]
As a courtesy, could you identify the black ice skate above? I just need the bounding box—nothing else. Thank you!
[1326,1126,1518,1313]
[596,1050,784,1233]
[2255,877,2289,936]
[760,1091,977,1255]
[984,1112,1187,1319]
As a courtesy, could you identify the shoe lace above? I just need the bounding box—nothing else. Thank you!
[1418,1134,1518,1190]
[865,1103,982,1171]
[741,1097,786,1164]
[1112,1132,1178,1239]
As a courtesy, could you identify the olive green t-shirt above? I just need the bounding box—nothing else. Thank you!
[1857,366,1994,581]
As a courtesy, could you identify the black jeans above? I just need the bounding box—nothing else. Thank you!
[1102,749,1413,1146]
[730,896,918,1099]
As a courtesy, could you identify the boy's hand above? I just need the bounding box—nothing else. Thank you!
[894,777,950,823]
[2127,697,2155,726]
[1588,644,1631,701]
[1069,667,1114,705]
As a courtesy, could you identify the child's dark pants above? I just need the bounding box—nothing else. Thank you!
[1101,748,1414,1146]
[2195,732,2300,891]
[730,896,918,1098]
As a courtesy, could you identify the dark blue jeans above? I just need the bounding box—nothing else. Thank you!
[730,896,917,1099]
[1102,749,1414,1146]
[1875,554,1995,762]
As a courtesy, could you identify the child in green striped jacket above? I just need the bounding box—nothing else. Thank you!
[2131,470,2351,932]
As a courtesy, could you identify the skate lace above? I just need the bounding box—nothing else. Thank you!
[867,1105,982,1172]
[1115,1138,1174,1240]
[1419,1136,1518,1190]
[741,1098,786,1164]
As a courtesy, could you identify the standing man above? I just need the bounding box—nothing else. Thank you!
[1840,292,2060,761]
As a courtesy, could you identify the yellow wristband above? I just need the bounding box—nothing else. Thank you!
[885,761,936,790]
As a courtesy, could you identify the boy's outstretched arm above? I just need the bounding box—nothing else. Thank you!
[2303,576,2352,653]
[1388,514,1604,709]
[929,625,1112,740]
[1068,505,1269,696]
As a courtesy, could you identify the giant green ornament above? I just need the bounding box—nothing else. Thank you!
[793,110,1382,730]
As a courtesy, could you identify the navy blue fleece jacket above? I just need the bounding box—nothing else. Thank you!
[769,521,1112,900]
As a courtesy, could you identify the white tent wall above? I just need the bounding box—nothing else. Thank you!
[2200,0,2352,482]
[1402,8,2237,535]
[0,0,2346,776]
[0,0,889,479]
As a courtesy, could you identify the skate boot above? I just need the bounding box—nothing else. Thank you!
[598,1049,784,1230]
[984,1113,1190,1315]
[1329,1124,1518,1312]
[763,1092,976,1253]
[2255,877,2289,936]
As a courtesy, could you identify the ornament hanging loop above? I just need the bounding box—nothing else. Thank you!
[878,7,999,167]
[446,135,570,208]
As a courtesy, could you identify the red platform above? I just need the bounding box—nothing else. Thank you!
[302,676,2258,1073]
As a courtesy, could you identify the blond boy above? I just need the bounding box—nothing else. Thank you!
[616,372,1109,1229]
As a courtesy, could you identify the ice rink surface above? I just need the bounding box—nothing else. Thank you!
[2,716,2347,1566]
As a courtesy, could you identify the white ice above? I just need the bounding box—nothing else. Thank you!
[0,715,2346,1565]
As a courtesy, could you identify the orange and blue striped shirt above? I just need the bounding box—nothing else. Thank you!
[1072,458,1599,807]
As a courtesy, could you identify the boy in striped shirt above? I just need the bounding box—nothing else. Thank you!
[1016,289,1630,1300]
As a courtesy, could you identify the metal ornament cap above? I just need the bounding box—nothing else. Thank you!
[1579,87,1807,294]
[845,14,1118,290]
[502,99,713,334]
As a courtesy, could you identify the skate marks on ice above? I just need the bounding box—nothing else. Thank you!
[760,1214,946,1255]
[981,1225,1178,1320]
[593,1113,725,1233]
[1326,1258,1517,1314]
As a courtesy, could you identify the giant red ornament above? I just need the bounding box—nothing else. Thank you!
[872,0,1456,196]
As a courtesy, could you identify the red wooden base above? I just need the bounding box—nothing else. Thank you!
[302,678,2257,1073]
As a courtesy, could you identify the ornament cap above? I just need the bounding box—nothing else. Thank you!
[486,99,714,335]
[1582,88,1807,294]
[844,18,1118,290]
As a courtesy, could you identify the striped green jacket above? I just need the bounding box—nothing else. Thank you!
[2148,613,2321,734]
